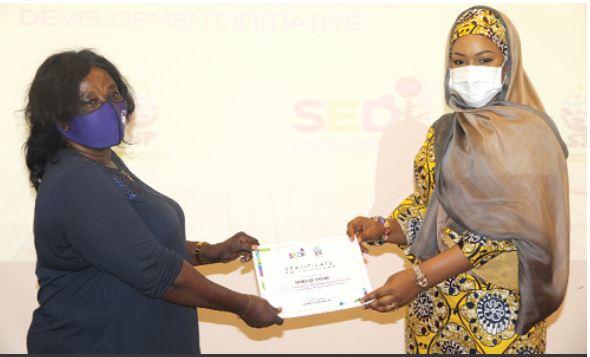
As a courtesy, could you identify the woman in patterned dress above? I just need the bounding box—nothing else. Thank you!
[347,6,569,354]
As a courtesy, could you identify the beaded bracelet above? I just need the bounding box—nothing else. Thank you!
[368,216,391,246]
[193,241,210,265]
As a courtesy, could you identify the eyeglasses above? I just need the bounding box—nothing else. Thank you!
[78,91,124,115]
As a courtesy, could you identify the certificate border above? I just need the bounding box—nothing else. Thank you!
[253,236,372,318]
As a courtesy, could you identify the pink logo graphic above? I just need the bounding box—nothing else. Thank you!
[292,77,429,133]
[126,91,158,146]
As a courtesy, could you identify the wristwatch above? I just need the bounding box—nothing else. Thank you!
[412,264,429,288]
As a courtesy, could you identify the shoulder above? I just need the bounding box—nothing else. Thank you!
[431,113,455,132]
[40,149,113,195]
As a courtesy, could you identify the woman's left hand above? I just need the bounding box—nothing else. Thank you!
[360,268,422,312]
[213,231,260,263]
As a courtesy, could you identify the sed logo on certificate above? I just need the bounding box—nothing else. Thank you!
[253,236,372,318]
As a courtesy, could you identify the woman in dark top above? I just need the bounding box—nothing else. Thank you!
[24,49,283,354]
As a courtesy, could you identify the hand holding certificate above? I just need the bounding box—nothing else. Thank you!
[252,236,371,318]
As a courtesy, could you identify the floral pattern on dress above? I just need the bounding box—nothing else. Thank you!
[391,128,435,239]
[439,274,479,296]
[429,322,481,354]
[405,319,419,354]
[406,217,422,246]
[458,290,518,347]
[407,288,449,336]
[504,323,547,354]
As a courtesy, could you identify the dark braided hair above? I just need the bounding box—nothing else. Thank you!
[23,49,135,190]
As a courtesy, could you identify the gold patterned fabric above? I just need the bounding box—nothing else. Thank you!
[392,127,546,354]
[450,8,508,55]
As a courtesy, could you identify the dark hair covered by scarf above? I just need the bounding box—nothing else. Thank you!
[410,6,570,334]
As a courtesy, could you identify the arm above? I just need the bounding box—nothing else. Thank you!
[185,241,209,265]
[185,232,259,266]
[178,238,283,327]
[346,215,406,250]
[345,196,423,252]
[361,245,472,311]
[62,167,282,328]
[361,229,517,312]
[162,261,248,312]
[162,261,282,328]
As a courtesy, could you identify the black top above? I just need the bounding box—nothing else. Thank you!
[27,149,199,354]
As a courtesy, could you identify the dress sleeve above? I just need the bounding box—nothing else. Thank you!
[61,164,184,298]
[390,127,436,255]
[444,228,517,269]
[391,192,425,250]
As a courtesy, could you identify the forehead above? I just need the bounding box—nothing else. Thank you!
[452,34,502,54]
[79,66,116,92]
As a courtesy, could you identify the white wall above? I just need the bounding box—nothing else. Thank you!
[0,3,585,353]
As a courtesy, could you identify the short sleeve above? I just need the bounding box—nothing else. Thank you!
[61,165,184,298]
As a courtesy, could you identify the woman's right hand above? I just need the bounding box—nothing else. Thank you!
[346,216,385,245]
[239,295,284,328]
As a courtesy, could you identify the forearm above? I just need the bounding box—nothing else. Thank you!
[419,245,473,288]
[185,241,222,265]
[161,261,248,314]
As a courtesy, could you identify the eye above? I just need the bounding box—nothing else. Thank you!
[78,96,100,114]
[479,58,493,64]
[82,98,97,108]
[110,90,123,102]
[453,59,464,65]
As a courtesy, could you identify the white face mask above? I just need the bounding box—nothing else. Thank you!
[448,64,504,108]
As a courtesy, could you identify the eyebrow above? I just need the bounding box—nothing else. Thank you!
[79,83,118,96]
[452,50,497,57]
[475,50,496,56]
[79,91,96,98]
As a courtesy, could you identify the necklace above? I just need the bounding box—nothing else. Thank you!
[103,160,135,182]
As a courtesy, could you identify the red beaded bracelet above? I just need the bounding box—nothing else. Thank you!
[369,216,391,245]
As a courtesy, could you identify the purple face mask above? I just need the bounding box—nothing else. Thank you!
[58,100,127,150]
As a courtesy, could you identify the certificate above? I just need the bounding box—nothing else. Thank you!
[252,236,372,318]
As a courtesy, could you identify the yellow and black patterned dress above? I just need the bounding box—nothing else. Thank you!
[391,127,546,354]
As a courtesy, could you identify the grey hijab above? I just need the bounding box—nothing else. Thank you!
[410,6,570,334]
